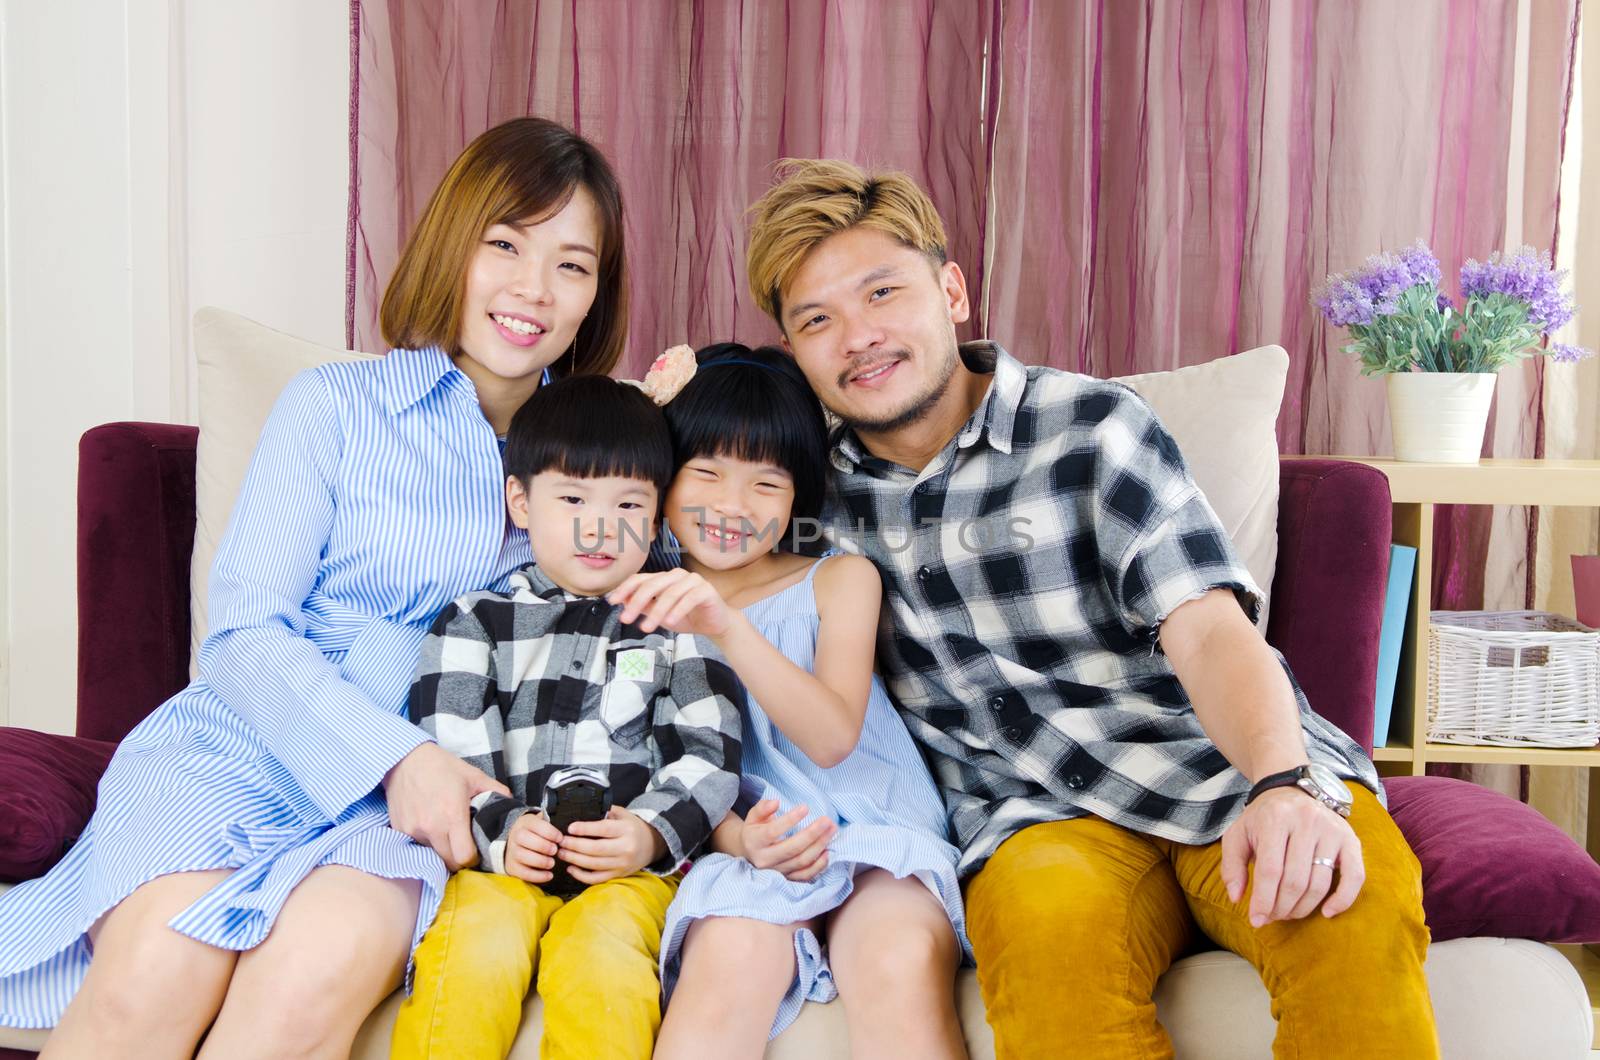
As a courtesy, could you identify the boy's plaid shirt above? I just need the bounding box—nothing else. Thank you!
[823,342,1380,878]
[408,563,743,875]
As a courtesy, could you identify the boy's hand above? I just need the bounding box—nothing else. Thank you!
[608,570,734,639]
[503,811,563,884]
[741,799,834,882]
[557,806,668,884]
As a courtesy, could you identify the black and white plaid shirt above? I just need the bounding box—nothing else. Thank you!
[824,342,1380,878]
[408,563,743,875]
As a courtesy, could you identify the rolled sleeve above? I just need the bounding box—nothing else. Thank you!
[1115,488,1264,643]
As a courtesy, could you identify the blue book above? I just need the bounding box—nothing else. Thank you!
[1372,544,1417,748]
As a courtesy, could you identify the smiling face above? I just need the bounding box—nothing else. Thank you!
[664,453,796,574]
[778,226,971,434]
[454,188,601,402]
[509,470,657,596]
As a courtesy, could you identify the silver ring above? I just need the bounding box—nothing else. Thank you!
[1312,856,1337,869]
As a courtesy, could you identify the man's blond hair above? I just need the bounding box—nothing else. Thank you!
[746,159,948,325]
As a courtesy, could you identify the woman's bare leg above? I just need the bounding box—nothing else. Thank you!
[827,870,966,1060]
[198,865,420,1060]
[654,916,809,1059]
[42,869,237,1060]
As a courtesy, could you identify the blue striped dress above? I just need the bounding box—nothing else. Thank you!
[658,555,971,1040]
[0,346,532,1028]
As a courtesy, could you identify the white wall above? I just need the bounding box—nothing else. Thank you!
[0,0,347,734]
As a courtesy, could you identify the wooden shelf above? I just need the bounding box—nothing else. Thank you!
[1288,456,1600,506]
[1415,743,1600,768]
[1296,458,1600,791]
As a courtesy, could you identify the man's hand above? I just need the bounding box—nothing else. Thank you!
[383,742,510,871]
[557,806,669,885]
[738,799,835,882]
[504,812,563,884]
[1222,787,1365,926]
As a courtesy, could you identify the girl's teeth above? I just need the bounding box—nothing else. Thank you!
[493,314,543,336]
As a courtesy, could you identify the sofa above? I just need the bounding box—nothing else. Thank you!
[0,426,1595,1059]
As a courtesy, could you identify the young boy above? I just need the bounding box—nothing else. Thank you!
[391,375,744,1060]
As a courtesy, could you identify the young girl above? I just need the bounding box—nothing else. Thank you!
[0,118,629,1058]
[610,344,970,1058]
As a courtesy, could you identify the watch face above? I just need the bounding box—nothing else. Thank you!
[1304,763,1353,805]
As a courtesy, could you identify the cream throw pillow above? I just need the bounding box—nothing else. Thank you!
[186,310,1286,662]
[189,307,378,669]
[1114,345,1288,628]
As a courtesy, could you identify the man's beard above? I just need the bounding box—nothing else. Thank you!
[835,343,960,434]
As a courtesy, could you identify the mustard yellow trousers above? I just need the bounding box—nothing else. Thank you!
[964,787,1438,1059]
[391,870,678,1060]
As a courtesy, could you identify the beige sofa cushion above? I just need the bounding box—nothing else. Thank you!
[1115,345,1288,627]
[188,308,378,666]
[6,937,1586,1057]
[338,938,1591,1059]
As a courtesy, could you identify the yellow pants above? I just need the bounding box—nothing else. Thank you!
[965,787,1438,1059]
[391,870,679,1060]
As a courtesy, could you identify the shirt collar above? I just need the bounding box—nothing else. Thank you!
[378,345,467,416]
[828,340,1025,473]
[511,562,603,605]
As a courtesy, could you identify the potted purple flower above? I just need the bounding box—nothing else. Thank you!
[1315,241,1590,462]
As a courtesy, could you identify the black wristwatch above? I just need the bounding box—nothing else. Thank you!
[1245,763,1354,818]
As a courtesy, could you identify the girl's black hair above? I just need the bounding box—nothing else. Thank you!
[503,375,673,509]
[664,342,830,553]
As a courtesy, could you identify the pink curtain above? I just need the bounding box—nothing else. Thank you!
[351,0,994,374]
[350,0,1580,611]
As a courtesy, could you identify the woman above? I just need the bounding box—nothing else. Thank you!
[0,117,628,1059]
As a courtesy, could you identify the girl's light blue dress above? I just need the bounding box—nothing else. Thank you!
[658,555,971,1040]
[0,347,530,1027]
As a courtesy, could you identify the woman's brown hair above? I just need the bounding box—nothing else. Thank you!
[380,118,628,377]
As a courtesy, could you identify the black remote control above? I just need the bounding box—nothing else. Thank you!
[541,766,612,896]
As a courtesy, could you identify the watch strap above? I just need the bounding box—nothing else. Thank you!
[1245,766,1306,806]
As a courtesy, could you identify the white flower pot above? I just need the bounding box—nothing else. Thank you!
[1385,371,1497,463]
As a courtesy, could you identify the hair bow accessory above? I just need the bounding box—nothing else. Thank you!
[624,343,697,405]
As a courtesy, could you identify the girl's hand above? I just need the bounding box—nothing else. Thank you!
[557,806,668,885]
[504,812,563,884]
[383,742,510,871]
[740,799,835,882]
[608,569,735,639]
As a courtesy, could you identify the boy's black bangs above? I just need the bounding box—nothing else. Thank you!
[504,375,674,500]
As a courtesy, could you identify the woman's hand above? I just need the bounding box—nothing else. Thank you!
[608,570,735,639]
[740,799,835,882]
[383,742,510,871]
[557,806,668,885]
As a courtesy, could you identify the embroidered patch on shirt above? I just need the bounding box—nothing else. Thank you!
[616,648,656,682]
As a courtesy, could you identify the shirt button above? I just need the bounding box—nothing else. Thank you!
[1067,774,1085,790]
[914,481,929,494]
[590,601,606,616]
[917,566,932,582]
[988,696,1005,711]
[570,659,583,671]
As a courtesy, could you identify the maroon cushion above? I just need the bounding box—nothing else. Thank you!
[1385,775,1600,942]
[1267,461,1392,752]
[0,727,117,882]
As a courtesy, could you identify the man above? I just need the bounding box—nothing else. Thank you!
[743,159,1437,1057]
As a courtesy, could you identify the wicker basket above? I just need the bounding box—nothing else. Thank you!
[1426,610,1600,747]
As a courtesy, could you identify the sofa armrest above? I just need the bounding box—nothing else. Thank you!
[77,423,199,743]
[1266,459,1392,753]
